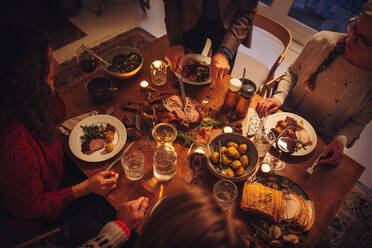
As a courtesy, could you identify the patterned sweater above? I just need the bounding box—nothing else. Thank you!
[0,98,73,220]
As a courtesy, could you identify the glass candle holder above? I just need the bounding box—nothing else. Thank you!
[150,60,167,86]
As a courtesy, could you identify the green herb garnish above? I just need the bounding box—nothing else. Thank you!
[80,124,106,142]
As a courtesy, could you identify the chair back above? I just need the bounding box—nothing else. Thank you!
[252,13,292,96]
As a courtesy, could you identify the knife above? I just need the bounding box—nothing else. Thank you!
[178,75,187,110]
[105,141,135,171]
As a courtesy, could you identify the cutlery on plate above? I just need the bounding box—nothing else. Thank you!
[201,83,213,106]
[306,145,327,174]
[105,141,135,171]
[178,75,187,110]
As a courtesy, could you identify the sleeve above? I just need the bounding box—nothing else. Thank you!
[0,128,73,220]
[78,221,131,248]
[335,95,372,148]
[163,0,183,46]
[219,0,258,56]
[272,36,318,104]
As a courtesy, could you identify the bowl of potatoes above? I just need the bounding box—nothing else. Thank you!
[207,133,258,182]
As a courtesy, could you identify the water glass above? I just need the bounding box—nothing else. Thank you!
[253,128,275,159]
[121,151,145,181]
[213,179,238,211]
[153,143,177,182]
[150,60,167,86]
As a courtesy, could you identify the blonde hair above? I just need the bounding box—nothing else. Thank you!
[137,186,246,248]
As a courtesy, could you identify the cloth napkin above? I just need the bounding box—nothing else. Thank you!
[57,110,98,135]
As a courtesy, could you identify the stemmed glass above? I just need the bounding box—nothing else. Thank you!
[270,126,297,171]
[185,142,208,184]
[136,105,156,151]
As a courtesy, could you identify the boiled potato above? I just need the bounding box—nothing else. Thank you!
[238,143,248,154]
[225,168,235,177]
[221,146,227,154]
[222,154,232,166]
[240,155,249,167]
[227,141,238,148]
[227,146,239,158]
[105,142,114,153]
[211,152,219,164]
[231,160,242,169]
[235,166,245,176]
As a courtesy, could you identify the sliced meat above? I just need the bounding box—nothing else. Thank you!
[163,95,201,124]
[82,138,106,154]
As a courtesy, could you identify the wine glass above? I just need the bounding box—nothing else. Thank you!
[136,105,156,151]
[185,142,208,184]
[271,126,297,171]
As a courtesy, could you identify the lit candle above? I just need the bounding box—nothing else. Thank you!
[150,60,167,86]
[140,80,149,90]
[223,126,233,133]
[195,148,206,154]
[153,60,162,69]
[260,163,271,173]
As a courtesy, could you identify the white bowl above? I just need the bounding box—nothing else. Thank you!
[100,46,143,79]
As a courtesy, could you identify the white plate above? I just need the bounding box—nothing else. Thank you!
[69,115,127,162]
[264,112,317,156]
[173,54,211,85]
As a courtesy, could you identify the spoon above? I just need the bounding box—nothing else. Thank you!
[277,136,297,153]
[80,45,112,67]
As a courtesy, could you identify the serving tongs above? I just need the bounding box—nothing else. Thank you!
[80,44,112,68]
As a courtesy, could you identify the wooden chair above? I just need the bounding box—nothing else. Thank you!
[233,13,292,97]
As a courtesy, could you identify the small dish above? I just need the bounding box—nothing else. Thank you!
[87,77,116,103]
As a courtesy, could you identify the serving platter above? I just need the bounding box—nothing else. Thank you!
[264,112,317,156]
[247,174,311,247]
[69,115,127,162]
[173,54,211,85]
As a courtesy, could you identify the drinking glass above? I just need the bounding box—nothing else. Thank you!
[213,179,238,211]
[150,60,167,86]
[185,142,208,184]
[121,151,145,181]
[76,46,98,73]
[136,105,156,151]
[253,127,275,159]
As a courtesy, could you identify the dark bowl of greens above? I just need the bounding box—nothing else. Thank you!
[100,46,143,79]
[87,77,115,103]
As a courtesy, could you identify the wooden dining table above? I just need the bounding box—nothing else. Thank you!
[58,35,364,247]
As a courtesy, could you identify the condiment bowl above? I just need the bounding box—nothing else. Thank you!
[207,133,258,182]
[87,77,115,103]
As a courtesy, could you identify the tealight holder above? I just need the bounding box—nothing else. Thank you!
[140,80,149,91]
[150,60,167,86]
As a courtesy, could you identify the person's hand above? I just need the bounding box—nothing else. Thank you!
[85,171,119,195]
[319,140,344,165]
[165,45,184,72]
[210,52,230,84]
[256,98,281,117]
[117,196,149,230]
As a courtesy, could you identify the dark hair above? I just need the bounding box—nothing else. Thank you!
[0,21,58,142]
[306,37,347,91]
[137,186,246,248]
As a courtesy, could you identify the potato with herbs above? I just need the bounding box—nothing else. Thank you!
[220,146,227,154]
[211,151,219,164]
[225,168,235,177]
[222,154,232,166]
[240,155,249,167]
[231,160,242,169]
[238,143,247,154]
[227,146,239,159]
[227,141,238,149]
[235,166,245,176]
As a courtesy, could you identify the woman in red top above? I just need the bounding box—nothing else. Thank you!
[0,22,120,245]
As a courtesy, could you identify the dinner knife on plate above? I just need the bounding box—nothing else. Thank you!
[178,75,187,110]
[105,141,135,171]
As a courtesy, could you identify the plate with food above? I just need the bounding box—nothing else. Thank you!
[207,133,258,182]
[240,174,315,247]
[100,46,143,79]
[174,55,211,85]
[265,112,317,156]
[69,115,127,162]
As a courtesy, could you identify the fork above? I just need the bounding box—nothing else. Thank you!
[306,145,327,174]
[201,83,213,106]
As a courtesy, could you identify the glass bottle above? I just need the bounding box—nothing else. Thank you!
[221,78,242,113]
[235,82,256,119]
[152,123,178,182]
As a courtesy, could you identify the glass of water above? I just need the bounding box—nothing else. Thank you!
[213,179,238,211]
[121,151,145,181]
[253,127,275,159]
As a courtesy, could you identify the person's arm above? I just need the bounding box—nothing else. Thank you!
[218,0,258,58]
[163,0,183,47]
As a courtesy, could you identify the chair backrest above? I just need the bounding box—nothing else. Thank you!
[252,13,292,93]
